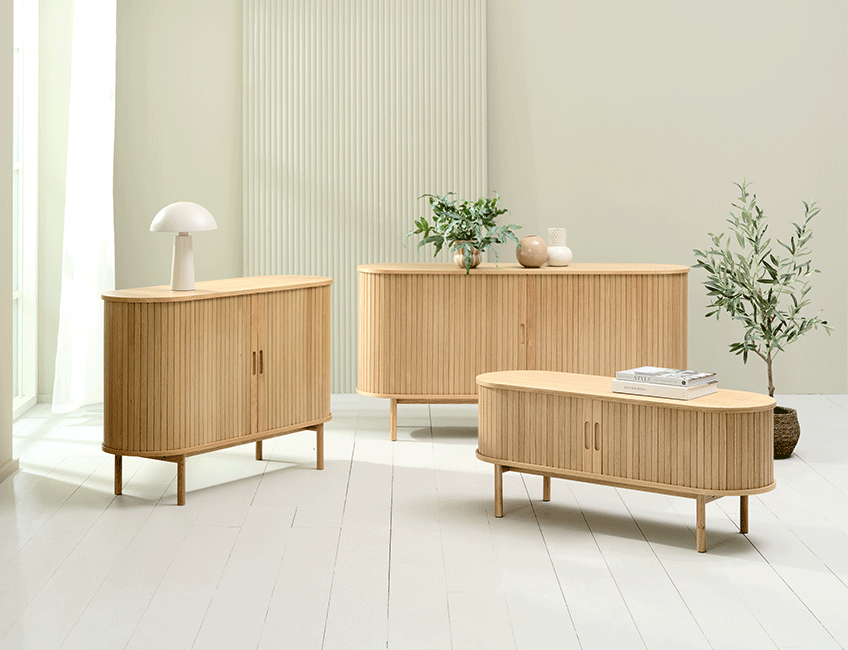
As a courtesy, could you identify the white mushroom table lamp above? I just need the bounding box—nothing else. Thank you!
[150,201,218,291]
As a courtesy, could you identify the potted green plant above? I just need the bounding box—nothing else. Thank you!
[407,192,521,273]
[693,180,833,458]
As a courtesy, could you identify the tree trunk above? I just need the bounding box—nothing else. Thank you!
[767,353,775,397]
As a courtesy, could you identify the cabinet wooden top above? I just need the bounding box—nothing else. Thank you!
[477,371,775,413]
[358,263,689,275]
[102,275,332,303]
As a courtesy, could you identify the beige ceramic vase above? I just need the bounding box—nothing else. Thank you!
[453,242,482,270]
[516,234,547,268]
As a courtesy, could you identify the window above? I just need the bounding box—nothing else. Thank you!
[12,0,37,419]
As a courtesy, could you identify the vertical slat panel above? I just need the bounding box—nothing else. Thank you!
[103,295,254,454]
[244,0,487,392]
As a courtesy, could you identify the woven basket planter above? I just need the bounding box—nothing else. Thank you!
[773,406,800,459]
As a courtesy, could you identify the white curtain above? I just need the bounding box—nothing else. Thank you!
[52,0,117,413]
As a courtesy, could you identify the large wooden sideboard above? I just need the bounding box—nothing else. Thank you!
[476,371,776,552]
[357,263,689,439]
[102,276,332,504]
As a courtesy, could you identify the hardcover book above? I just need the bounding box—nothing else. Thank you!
[614,366,717,387]
[611,379,718,400]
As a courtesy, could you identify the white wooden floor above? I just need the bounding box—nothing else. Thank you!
[1,394,846,650]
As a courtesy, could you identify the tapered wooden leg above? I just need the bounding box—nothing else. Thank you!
[542,476,551,502]
[740,495,748,534]
[255,440,263,461]
[390,398,398,441]
[696,496,706,552]
[495,464,504,518]
[316,424,324,470]
[177,456,186,506]
[114,455,122,495]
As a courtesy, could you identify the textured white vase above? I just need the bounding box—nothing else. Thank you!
[546,228,573,266]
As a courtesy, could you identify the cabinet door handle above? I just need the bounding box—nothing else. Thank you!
[252,351,257,375]
[259,350,264,374]
[584,421,590,449]
[519,323,525,345]
[594,422,601,451]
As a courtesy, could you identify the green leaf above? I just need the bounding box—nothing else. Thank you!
[692,179,832,380]
[410,191,518,266]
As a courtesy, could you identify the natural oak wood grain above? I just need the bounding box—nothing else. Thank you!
[103,276,332,504]
[176,456,186,507]
[114,455,122,495]
[494,464,504,518]
[476,371,776,552]
[476,371,775,413]
[357,263,688,439]
[316,423,324,471]
[358,263,689,275]
[102,276,331,302]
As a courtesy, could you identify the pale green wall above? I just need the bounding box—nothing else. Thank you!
[113,0,243,291]
[487,0,847,394]
[35,0,847,399]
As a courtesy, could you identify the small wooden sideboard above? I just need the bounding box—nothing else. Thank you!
[476,371,776,552]
[102,276,332,504]
[357,263,689,439]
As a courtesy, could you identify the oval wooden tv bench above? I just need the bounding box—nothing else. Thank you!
[102,276,332,505]
[476,371,776,552]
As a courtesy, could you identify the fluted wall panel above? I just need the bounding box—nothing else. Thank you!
[244,0,488,392]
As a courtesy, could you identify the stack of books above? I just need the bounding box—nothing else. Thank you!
[611,366,718,400]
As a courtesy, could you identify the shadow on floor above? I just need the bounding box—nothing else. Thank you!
[408,426,479,443]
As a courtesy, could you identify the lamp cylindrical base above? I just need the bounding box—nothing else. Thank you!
[170,233,195,291]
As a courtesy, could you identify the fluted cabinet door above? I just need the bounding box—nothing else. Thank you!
[530,273,688,376]
[592,398,775,491]
[582,399,603,474]
[358,271,486,397]
[481,274,527,375]
[255,285,332,434]
[103,295,253,454]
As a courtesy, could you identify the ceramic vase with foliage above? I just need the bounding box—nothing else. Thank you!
[407,192,521,274]
[693,180,833,458]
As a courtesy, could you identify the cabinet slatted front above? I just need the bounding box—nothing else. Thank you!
[357,263,689,439]
[478,390,774,491]
[476,371,776,552]
[103,276,331,504]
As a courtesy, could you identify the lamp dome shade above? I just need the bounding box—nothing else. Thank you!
[150,201,218,233]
